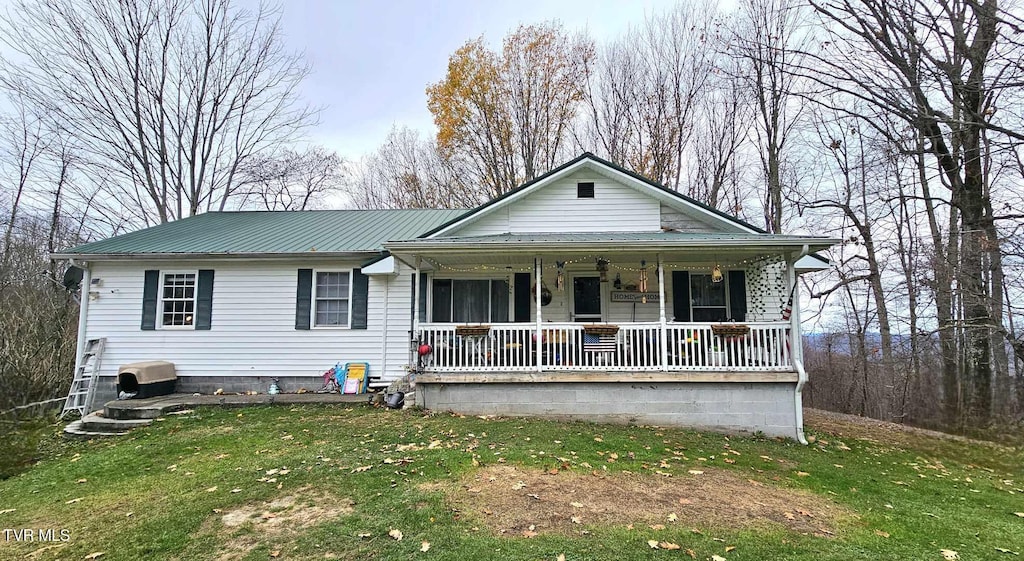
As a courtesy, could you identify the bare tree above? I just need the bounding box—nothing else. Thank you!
[581,2,718,189]
[239,147,345,211]
[0,0,315,226]
[801,0,1024,427]
[347,126,478,210]
[730,0,812,233]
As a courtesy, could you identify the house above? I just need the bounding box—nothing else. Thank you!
[55,153,838,441]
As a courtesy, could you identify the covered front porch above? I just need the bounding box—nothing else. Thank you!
[388,232,832,377]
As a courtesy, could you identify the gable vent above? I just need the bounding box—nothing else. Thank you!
[577,182,595,198]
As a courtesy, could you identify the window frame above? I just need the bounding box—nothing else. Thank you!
[157,270,199,330]
[689,272,730,322]
[311,269,353,329]
[429,275,511,323]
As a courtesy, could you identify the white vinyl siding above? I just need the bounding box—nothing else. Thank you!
[456,171,661,235]
[83,259,413,383]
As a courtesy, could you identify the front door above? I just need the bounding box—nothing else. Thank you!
[572,276,603,322]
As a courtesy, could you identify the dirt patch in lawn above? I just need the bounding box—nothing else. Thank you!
[428,465,852,538]
[192,486,353,561]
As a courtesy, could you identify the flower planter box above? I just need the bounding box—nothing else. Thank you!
[711,324,750,337]
[583,324,620,336]
[455,325,491,337]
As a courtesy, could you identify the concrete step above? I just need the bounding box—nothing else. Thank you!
[63,420,129,439]
[79,412,154,432]
[104,401,175,420]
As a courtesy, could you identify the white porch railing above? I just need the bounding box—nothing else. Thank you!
[416,322,792,373]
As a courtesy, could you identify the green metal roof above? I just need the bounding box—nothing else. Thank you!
[56,209,467,258]
[391,231,839,246]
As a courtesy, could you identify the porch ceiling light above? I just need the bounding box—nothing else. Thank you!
[711,264,724,283]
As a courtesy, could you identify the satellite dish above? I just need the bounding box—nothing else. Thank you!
[62,265,84,292]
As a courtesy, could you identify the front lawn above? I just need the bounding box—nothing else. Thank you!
[0,405,1020,560]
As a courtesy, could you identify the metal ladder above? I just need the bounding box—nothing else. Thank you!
[62,338,106,417]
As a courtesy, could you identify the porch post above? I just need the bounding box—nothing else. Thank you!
[535,257,543,372]
[786,257,800,363]
[413,256,421,338]
[657,253,668,371]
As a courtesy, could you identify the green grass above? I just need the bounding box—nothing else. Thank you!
[0,405,1021,560]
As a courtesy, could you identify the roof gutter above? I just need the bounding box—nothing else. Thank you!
[50,250,383,261]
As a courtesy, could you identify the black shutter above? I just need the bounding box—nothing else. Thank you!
[432,279,452,323]
[141,269,160,330]
[671,271,691,322]
[295,269,313,330]
[195,270,215,330]
[418,272,428,320]
[351,269,369,329]
[728,270,747,322]
[513,272,531,322]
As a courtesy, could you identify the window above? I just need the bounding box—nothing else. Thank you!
[432,279,509,323]
[314,271,351,327]
[160,272,197,327]
[690,274,727,322]
[577,182,595,198]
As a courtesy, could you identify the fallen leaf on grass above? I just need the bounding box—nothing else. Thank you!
[659,542,681,550]
[357,532,372,539]
[650,524,666,530]
[667,513,678,522]
[230,488,242,493]
[205,486,218,492]
[1015,512,1024,518]
[351,465,372,473]
[571,516,582,524]
[76,478,87,484]
[647,540,660,549]
[874,530,890,538]
[796,471,810,477]
[994,547,1020,555]
[688,470,704,475]
[686,549,697,559]
[522,529,538,538]
[570,502,584,508]
[711,556,727,561]
[0,509,15,515]
[940,550,960,560]
[270,551,280,558]
[420,541,430,552]
[84,553,105,560]
[557,555,566,561]
[65,498,83,504]
[389,529,403,541]
[726,546,736,552]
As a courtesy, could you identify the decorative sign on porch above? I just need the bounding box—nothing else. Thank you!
[611,291,660,303]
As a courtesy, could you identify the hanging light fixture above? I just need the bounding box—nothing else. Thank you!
[556,261,565,291]
[596,258,609,282]
[711,263,724,283]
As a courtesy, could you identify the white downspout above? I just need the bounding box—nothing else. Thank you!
[790,244,810,444]
[71,259,92,386]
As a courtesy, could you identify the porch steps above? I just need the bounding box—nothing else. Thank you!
[63,413,153,439]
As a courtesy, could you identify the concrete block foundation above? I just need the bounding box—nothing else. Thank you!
[418,381,800,439]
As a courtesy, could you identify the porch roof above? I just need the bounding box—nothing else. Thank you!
[386,231,839,254]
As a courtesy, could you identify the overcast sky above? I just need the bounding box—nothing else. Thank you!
[269,0,679,160]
